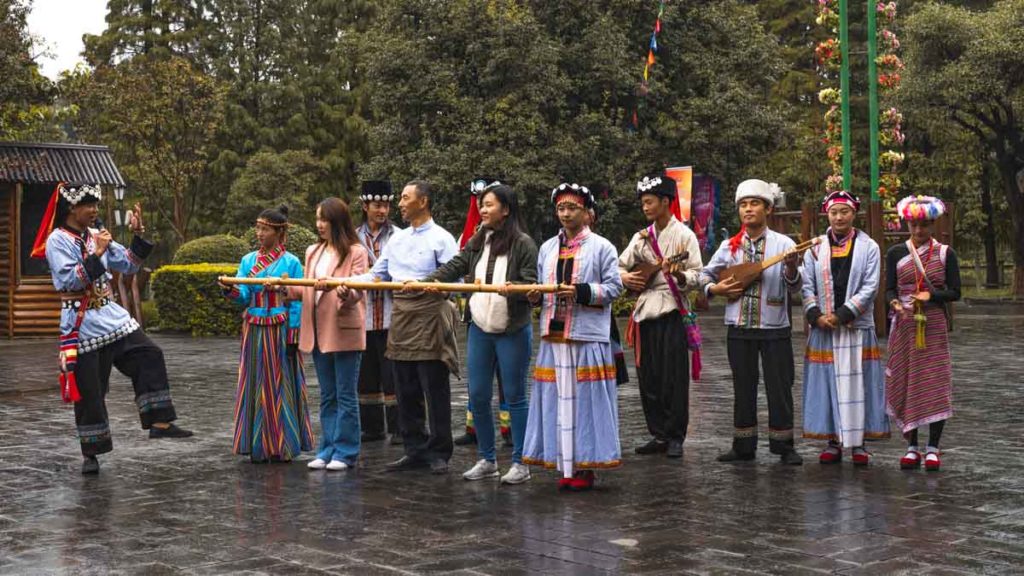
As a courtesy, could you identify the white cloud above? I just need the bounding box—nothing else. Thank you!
[27,0,108,79]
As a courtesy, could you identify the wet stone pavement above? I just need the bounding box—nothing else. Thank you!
[1,310,1023,575]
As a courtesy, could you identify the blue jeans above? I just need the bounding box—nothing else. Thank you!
[467,323,531,464]
[312,348,362,465]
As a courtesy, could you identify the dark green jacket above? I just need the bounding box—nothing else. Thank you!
[423,231,538,334]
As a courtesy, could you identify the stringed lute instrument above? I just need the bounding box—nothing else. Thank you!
[629,250,690,292]
[720,237,820,290]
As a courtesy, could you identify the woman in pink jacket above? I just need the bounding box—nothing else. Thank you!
[286,198,368,471]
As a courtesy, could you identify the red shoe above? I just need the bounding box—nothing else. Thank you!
[558,477,573,490]
[924,451,941,471]
[819,446,842,464]
[568,471,595,491]
[900,449,922,470]
[851,450,870,466]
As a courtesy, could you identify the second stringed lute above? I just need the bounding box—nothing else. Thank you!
[720,237,820,289]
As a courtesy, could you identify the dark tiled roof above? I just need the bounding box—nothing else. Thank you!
[0,142,126,187]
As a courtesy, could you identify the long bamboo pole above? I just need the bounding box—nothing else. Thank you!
[217,276,569,294]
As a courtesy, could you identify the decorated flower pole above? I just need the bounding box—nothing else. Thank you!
[815,0,846,195]
[875,2,904,229]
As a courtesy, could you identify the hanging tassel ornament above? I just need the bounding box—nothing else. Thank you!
[914,300,926,349]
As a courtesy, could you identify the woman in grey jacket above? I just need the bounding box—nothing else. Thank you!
[423,183,538,484]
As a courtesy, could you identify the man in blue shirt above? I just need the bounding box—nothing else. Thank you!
[356,180,459,474]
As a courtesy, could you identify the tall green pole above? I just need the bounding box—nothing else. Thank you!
[839,0,853,192]
[867,1,880,200]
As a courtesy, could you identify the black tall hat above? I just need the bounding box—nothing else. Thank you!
[550,182,595,208]
[360,180,394,202]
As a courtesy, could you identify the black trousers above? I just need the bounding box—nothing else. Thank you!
[358,330,398,436]
[393,359,453,462]
[727,327,795,456]
[73,330,177,456]
[638,314,690,442]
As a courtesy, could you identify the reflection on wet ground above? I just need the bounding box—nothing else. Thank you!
[1,313,1022,574]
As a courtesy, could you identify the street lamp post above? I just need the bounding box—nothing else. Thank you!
[114,186,126,244]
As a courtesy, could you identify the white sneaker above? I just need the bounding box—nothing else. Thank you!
[325,460,349,471]
[307,458,327,470]
[462,459,499,481]
[500,463,531,485]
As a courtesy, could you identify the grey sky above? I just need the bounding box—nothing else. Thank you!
[27,0,108,79]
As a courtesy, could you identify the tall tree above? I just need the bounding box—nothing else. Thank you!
[899,0,1024,296]
[0,0,61,140]
[65,57,226,246]
[359,0,787,245]
[754,0,830,206]
[83,0,212,66]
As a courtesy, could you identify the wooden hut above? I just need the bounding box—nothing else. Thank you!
[0,142,126,338]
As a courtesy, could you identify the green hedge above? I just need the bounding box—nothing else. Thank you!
[152,263,243,337]
[172,234,250,265]
[239,225,319,255]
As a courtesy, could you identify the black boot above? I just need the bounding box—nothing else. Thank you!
[81,456,100,475]
[454,432,477,446]
[666,440,684,458]
[779,450,803,465]
[635,438,668,455]
[149,423,194,439]
[717,449,755,462]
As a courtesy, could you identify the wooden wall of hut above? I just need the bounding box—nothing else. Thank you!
[0,182,61,338]
[0,183,13,337]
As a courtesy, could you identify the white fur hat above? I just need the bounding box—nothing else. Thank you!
[735,179,783,207]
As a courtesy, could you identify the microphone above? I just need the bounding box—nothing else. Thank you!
[94,217,106,231]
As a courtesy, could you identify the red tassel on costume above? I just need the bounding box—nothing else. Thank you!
[691,349,702,381]
[625,315,641,367]
[669,195,682,221]
[60,372,82,403]
[30,182,63,259]
[458,195,481,249]
[728,224,747,255]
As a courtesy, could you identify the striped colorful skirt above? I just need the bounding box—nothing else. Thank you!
[234,322,314,461]
[523,340,621,477]
[885,306,953,434]
[803,326,889,445]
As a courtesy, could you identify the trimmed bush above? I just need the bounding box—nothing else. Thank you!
[152,263,242,337]
[612,295,636,318]
[172,234,250,265]
[141,299,161,329]
[239,225,319,255]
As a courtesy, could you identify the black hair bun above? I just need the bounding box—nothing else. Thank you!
[276,204,290,217]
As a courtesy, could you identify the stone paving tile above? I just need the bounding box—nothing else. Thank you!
[0,312,1023,574]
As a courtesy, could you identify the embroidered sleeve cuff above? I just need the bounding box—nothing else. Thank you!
[836,305,856,324]
[575,283,593,305]
[83,254,107,281]
[805,306,823,325]
[223,285,241,300]
[129,235,154,261]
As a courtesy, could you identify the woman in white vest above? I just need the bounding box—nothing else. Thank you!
[421,183,538,485]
